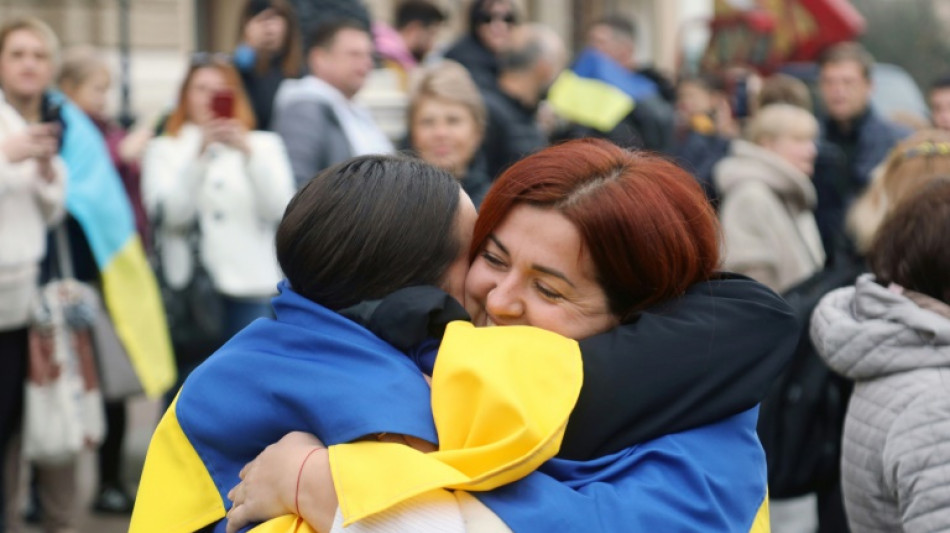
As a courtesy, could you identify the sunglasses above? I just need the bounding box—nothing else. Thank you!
[476,12,517,25]
[190,51,232,66]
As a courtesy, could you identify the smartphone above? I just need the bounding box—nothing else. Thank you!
[39,98,65,150]
[210,89,235,119]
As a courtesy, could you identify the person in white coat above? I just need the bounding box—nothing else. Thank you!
[0,88,67,532]
[715,103,825,293]
[142,55,295,393]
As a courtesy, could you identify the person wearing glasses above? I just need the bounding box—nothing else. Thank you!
[443,0,519,92]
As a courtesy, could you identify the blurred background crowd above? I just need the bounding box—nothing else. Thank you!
[1,0,949,532]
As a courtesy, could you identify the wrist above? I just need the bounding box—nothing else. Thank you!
[296,448,337,532]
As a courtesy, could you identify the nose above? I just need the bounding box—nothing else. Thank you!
[484,275,524,323]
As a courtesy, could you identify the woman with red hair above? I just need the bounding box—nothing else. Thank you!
[142,56,295,398]
[221,139,786,532]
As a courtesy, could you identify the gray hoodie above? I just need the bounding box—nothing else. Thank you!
[811,274,950,532]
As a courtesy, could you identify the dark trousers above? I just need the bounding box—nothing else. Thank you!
[0,328,29,531]
[97,401,127,489]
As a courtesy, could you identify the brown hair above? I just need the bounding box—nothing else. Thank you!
[163,58,257,135]
[0,17,61,73]
[868,178,950,303]
[473,138,720,321]
[757,73,812,111]
[236,0,303,77]
[848,129,950,251]
[818,42,874,80]
[408,60,486,137]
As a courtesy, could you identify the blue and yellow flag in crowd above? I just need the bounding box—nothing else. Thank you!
[58,95,175,397]
[548,48,659,133]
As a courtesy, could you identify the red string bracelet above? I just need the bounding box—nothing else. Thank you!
[295,447,323,517]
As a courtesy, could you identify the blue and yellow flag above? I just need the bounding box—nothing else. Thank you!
[58,95,175,397]
[548,48,659,133]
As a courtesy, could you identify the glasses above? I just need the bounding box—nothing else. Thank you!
[476,12,516,25]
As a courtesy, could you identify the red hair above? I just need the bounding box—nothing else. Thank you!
[164,60,257,136]
[472,138,720,320]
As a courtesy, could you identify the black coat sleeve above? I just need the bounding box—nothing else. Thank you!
[559,273,798,460]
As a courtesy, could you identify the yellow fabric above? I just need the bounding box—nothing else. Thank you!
[750,494,771,533]
[248,515,318,533]
[547,70,636,133]
[330,322,582,525]
[128,396,225,533]
[690,114,717,135]
[101,237,176,397]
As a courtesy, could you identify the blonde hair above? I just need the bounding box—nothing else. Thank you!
[0,17,61,74]
[58,45,109,88]
[848,129,950,252]
[408,60,486,136]
[744,103,818,145]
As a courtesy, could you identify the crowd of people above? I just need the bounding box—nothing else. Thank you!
[0,0,949,532]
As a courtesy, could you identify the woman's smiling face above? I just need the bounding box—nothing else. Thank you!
[464,204,619,340]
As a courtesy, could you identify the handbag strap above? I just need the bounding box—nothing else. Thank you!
[53,222,75,281]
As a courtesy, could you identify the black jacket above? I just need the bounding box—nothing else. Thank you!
[481,87,546,179]
[443,35,499,93]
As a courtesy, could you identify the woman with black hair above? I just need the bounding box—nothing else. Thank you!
[443,0,519,92]
[234,0,304,130]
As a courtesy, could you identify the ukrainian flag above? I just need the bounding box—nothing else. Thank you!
[57,95,175,397]
[548,48,659,133]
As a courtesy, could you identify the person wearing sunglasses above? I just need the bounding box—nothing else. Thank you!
[443,0,519,92]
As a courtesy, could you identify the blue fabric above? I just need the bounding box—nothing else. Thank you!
[476,408,767,532]
[233,44,256,71]
[571,48,659,102]
[53,92,136,267]
[175,281,438,504]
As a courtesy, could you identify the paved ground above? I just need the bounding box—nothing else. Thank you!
[20,397,162,533]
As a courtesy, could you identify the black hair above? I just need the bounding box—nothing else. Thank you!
[306,18,369,52]
[592,14,637,42]
[467,0,518,39]
[276,155,463,310]
[396,0,446,29]
[931,74,950,92]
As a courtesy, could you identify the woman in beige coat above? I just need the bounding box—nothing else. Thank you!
[715,104,825,293]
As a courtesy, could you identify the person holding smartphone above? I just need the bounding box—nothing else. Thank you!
[142,54,295,400]
[0,47,67,533]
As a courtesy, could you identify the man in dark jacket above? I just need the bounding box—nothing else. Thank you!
[817,42,910,243]
[480,24,564,179]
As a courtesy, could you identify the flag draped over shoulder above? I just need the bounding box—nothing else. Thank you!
[57,95,175,397]
[129,283,581,533]
[547,48,659,133]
